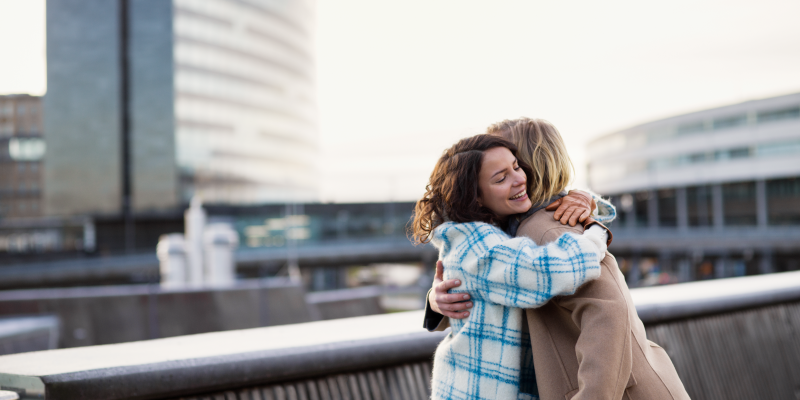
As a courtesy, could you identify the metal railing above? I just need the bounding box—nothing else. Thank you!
[1,271,800,400]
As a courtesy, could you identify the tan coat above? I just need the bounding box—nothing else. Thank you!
[518,210,690,400]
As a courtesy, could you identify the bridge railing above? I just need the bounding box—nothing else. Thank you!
[1,271,800,400]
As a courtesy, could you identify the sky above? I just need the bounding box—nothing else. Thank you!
[2,0,800,203]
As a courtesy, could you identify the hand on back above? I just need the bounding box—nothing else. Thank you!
[429,260,472,319]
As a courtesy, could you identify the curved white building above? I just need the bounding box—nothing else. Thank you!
[44,0,318,218]
[173,0,318,204]
[586,93,800,285]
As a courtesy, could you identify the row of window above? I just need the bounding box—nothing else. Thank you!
[0,200,41,215]
[0,103,41,118]
[609,105,800,151]
[626,138,800,174]
[0,183,41,193]
[657,105,799,141]
[608,177,800,228]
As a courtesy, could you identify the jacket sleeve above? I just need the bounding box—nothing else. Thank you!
[585,191,616,224]
[450,225,603,309]
[422,288,450,332]
[539,229,632,400]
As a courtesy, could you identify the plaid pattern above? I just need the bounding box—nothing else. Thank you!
[430,222,602,400]
[591,194,616,225]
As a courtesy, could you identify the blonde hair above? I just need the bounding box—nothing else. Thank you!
[487,118,573,205]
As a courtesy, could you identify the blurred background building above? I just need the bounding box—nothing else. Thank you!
[589,92,800,286]
[0,94,44,219]
[44,0,318,219]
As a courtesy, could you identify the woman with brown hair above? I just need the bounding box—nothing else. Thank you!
[426,118,690,400]
[412,134,611,400]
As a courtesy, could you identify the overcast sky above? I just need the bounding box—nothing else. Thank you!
[2,0,800,203]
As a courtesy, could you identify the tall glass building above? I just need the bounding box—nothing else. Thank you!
[44,0,318,217]
[587,93,800,286]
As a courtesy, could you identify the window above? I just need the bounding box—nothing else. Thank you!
[722,181,756,226]
[757,140,800,157]
[634,191,650,228]
[767,178,800,225]
[658,189,677,227]
[687,185,713,227]
[713,114,747,130]
[757,107,800,123]
[689,152,712,163]
[677,122,706,135]
[8,138,46,161]
[607,195,628,227]
[728,147,751,159]
[676,122,705,135]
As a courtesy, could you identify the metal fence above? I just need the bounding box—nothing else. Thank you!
[1,271,800,400]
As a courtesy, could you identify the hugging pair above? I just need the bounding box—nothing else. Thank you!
[412,118,689,400]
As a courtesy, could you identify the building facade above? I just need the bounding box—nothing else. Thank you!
[0,95,45,219]
[587,93,800,285]
[44,0,318,218]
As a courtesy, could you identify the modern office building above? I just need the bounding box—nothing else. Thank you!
[0,95,45,219]
[587,92,800,285]
[44,0,318,218]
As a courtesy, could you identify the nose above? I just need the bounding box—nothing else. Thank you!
[512,168,527,187]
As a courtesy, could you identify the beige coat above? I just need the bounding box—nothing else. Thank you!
[518,210,690,400]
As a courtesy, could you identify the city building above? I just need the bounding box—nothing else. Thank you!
[587,92,800,285]
[0,94,45,219]
[44,0,318,218]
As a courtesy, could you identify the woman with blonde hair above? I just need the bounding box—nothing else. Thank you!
[426,118,689,400]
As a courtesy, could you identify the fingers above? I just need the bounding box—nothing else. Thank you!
[568,209,581,226]
[559,206,576,225]
[544,198,562,212]
[436,299,473,312]
[441,309,471,319]
[435,293,473,318]
[435,260,444,281]
[436,278,463,292]
[578,208,591,223]
[437,292,470,304]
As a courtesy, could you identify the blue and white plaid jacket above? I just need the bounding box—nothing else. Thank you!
[430,222,603,400]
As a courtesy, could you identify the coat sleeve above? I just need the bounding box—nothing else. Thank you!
[586,191,617,224]
[539,229,632,400]
[422,288,450,332]
[448,225,603,309]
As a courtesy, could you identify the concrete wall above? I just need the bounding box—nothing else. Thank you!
[0,279,313,348]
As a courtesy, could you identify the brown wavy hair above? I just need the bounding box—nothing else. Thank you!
[487,118,573,206]
[410,134,533,244]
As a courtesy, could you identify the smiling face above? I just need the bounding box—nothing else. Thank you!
[477,146,532,220]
